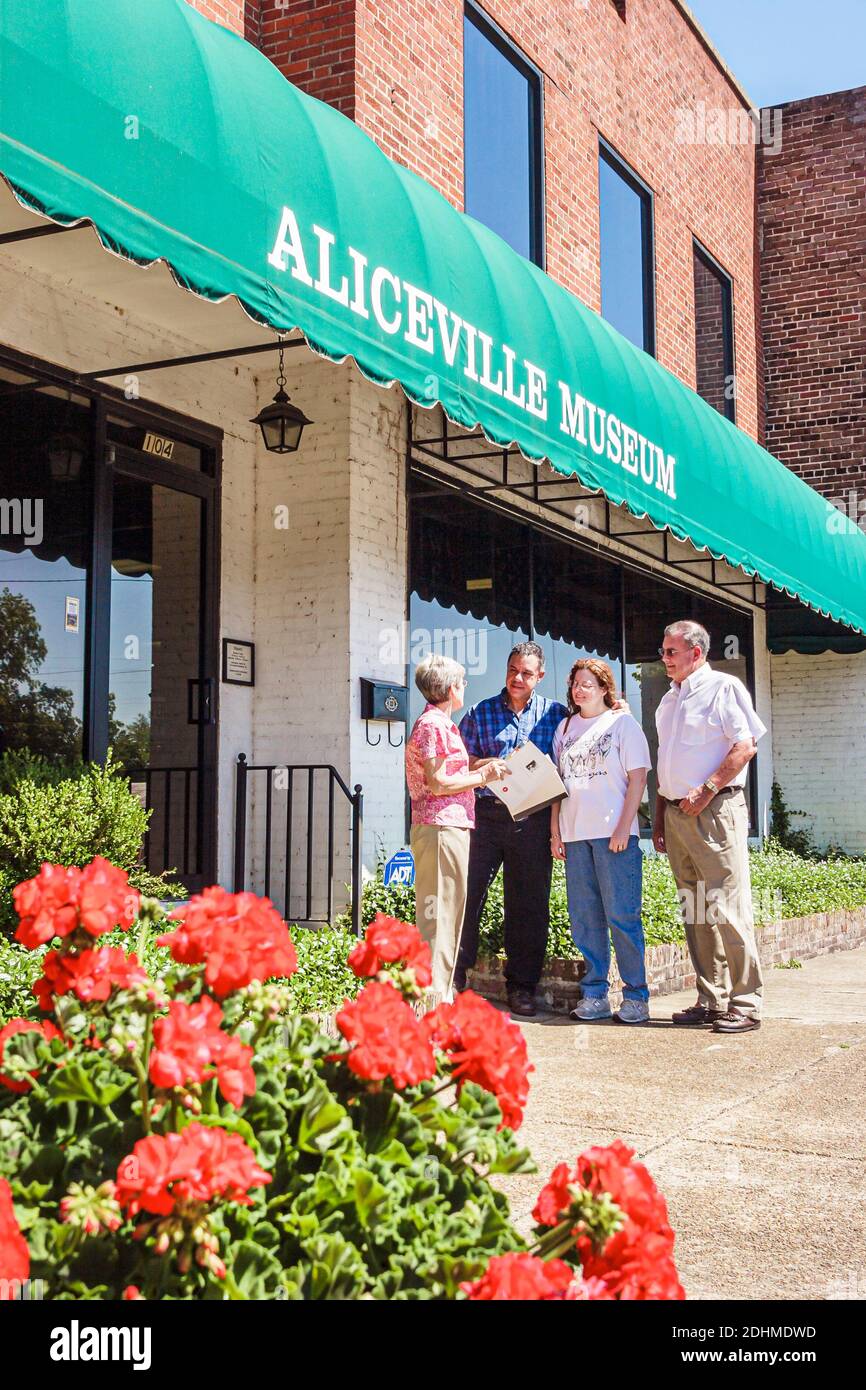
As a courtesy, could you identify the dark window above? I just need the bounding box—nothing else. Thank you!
[598,142,655,355]
[693,241,735,421]
[463,3,544,266]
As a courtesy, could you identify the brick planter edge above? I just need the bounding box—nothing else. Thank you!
[466,907,866,1014]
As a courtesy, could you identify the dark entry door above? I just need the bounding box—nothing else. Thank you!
[104,414,219,892]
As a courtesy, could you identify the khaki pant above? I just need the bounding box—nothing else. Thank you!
[664,788,763,1018]
[410,822,471,1001]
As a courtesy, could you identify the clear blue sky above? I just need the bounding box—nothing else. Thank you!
[686,0,866,107]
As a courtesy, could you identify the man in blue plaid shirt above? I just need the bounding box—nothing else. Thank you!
[455,641,567,1016]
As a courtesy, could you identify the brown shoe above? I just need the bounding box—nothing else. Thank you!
[712,1009,761,1034]
[508,989,537,1018]
[671,1002,724,1027]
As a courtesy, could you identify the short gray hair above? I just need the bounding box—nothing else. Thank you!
[665,620,710,657]
[414,652,465,703]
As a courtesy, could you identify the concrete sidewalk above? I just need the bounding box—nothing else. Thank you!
[495,945,866,1301]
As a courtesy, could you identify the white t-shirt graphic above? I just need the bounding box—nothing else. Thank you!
[552,709,651,842]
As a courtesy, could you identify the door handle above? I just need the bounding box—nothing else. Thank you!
[187,677,215,726]
[201,676,215,726]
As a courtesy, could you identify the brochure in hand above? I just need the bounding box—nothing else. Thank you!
[487,739,567,822]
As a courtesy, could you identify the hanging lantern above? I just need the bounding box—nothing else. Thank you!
[46,431,85,481]
[250,339,312,454]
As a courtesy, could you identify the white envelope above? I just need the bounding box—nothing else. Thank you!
[487,739,567,821]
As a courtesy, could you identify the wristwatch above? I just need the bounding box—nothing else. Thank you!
[703,779,720,795]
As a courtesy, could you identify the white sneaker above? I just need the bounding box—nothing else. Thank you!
[616,999,650,1025]
[570,995,612,1021]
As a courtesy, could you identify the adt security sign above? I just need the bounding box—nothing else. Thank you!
[383,849,415,887]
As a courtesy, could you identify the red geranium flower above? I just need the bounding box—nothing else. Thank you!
[347,913,432,988]
[336,980,436,1089]
[0,1018,62,1093]
[576,1229,685,1300]
[149,997,256,1107]
[34,947,148,1012]
[158,887,297,996]
[461,1253,576,1301]
[115,1124,271,1218]
[532,1161,575,1226]
[0,1178,29,1296]
[211,1033,257,1108]
[532,1141,685,1301]
[13,857,139,950]
[424,990,532,1130]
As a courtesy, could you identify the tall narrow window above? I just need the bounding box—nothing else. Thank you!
[463,3,544,266]
[598,141,655,355]
[693,240,735,422]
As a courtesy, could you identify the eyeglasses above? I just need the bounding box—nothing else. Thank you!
[658,646,682,658]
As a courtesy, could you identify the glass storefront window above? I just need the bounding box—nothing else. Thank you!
[409,478,757,831]
[409,486,531,724]
[0,380,90,768]
[532,531,622,707]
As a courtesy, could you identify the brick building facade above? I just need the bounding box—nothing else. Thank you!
[1,0,863,923]
[203,0,762,442]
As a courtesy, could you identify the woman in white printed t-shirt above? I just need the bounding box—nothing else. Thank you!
[550,658,652,1025]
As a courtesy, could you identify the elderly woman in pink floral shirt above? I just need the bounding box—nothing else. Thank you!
[406,654,508,1000]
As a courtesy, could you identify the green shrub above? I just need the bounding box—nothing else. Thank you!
[286,925,360,1016]
[751,838,866,920]
[0,936,43,1024]
[345,842,866,963]
[0,756,184,935]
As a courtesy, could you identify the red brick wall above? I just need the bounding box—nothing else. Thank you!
[186,0,256,36]
[188,0,762,441]
[259,1,356,116]
[758,88,866,497]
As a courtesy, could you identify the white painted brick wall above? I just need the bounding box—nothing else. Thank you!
[771,649,866,853]
[347,373,408,867]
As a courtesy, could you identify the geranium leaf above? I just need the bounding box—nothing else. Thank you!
[221,1240,282,1301]
[298,1087,351,1154]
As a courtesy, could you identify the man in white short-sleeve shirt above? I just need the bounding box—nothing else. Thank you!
[653,619,767,1034]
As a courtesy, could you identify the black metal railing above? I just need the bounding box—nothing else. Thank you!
[232,755,363,935]
[126,765,201,878]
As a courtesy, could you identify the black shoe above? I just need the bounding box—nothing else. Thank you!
[712,1009,761,1034]
[452,970,468,994]
[508,989,537,1018]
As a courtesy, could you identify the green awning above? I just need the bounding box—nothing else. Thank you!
[2,0,865,633]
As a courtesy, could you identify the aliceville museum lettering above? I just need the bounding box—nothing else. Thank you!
[267,207,677,500]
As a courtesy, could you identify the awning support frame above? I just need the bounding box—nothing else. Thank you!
[407,405,764,610]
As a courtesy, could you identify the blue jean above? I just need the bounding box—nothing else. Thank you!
[564,837,648,1002]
